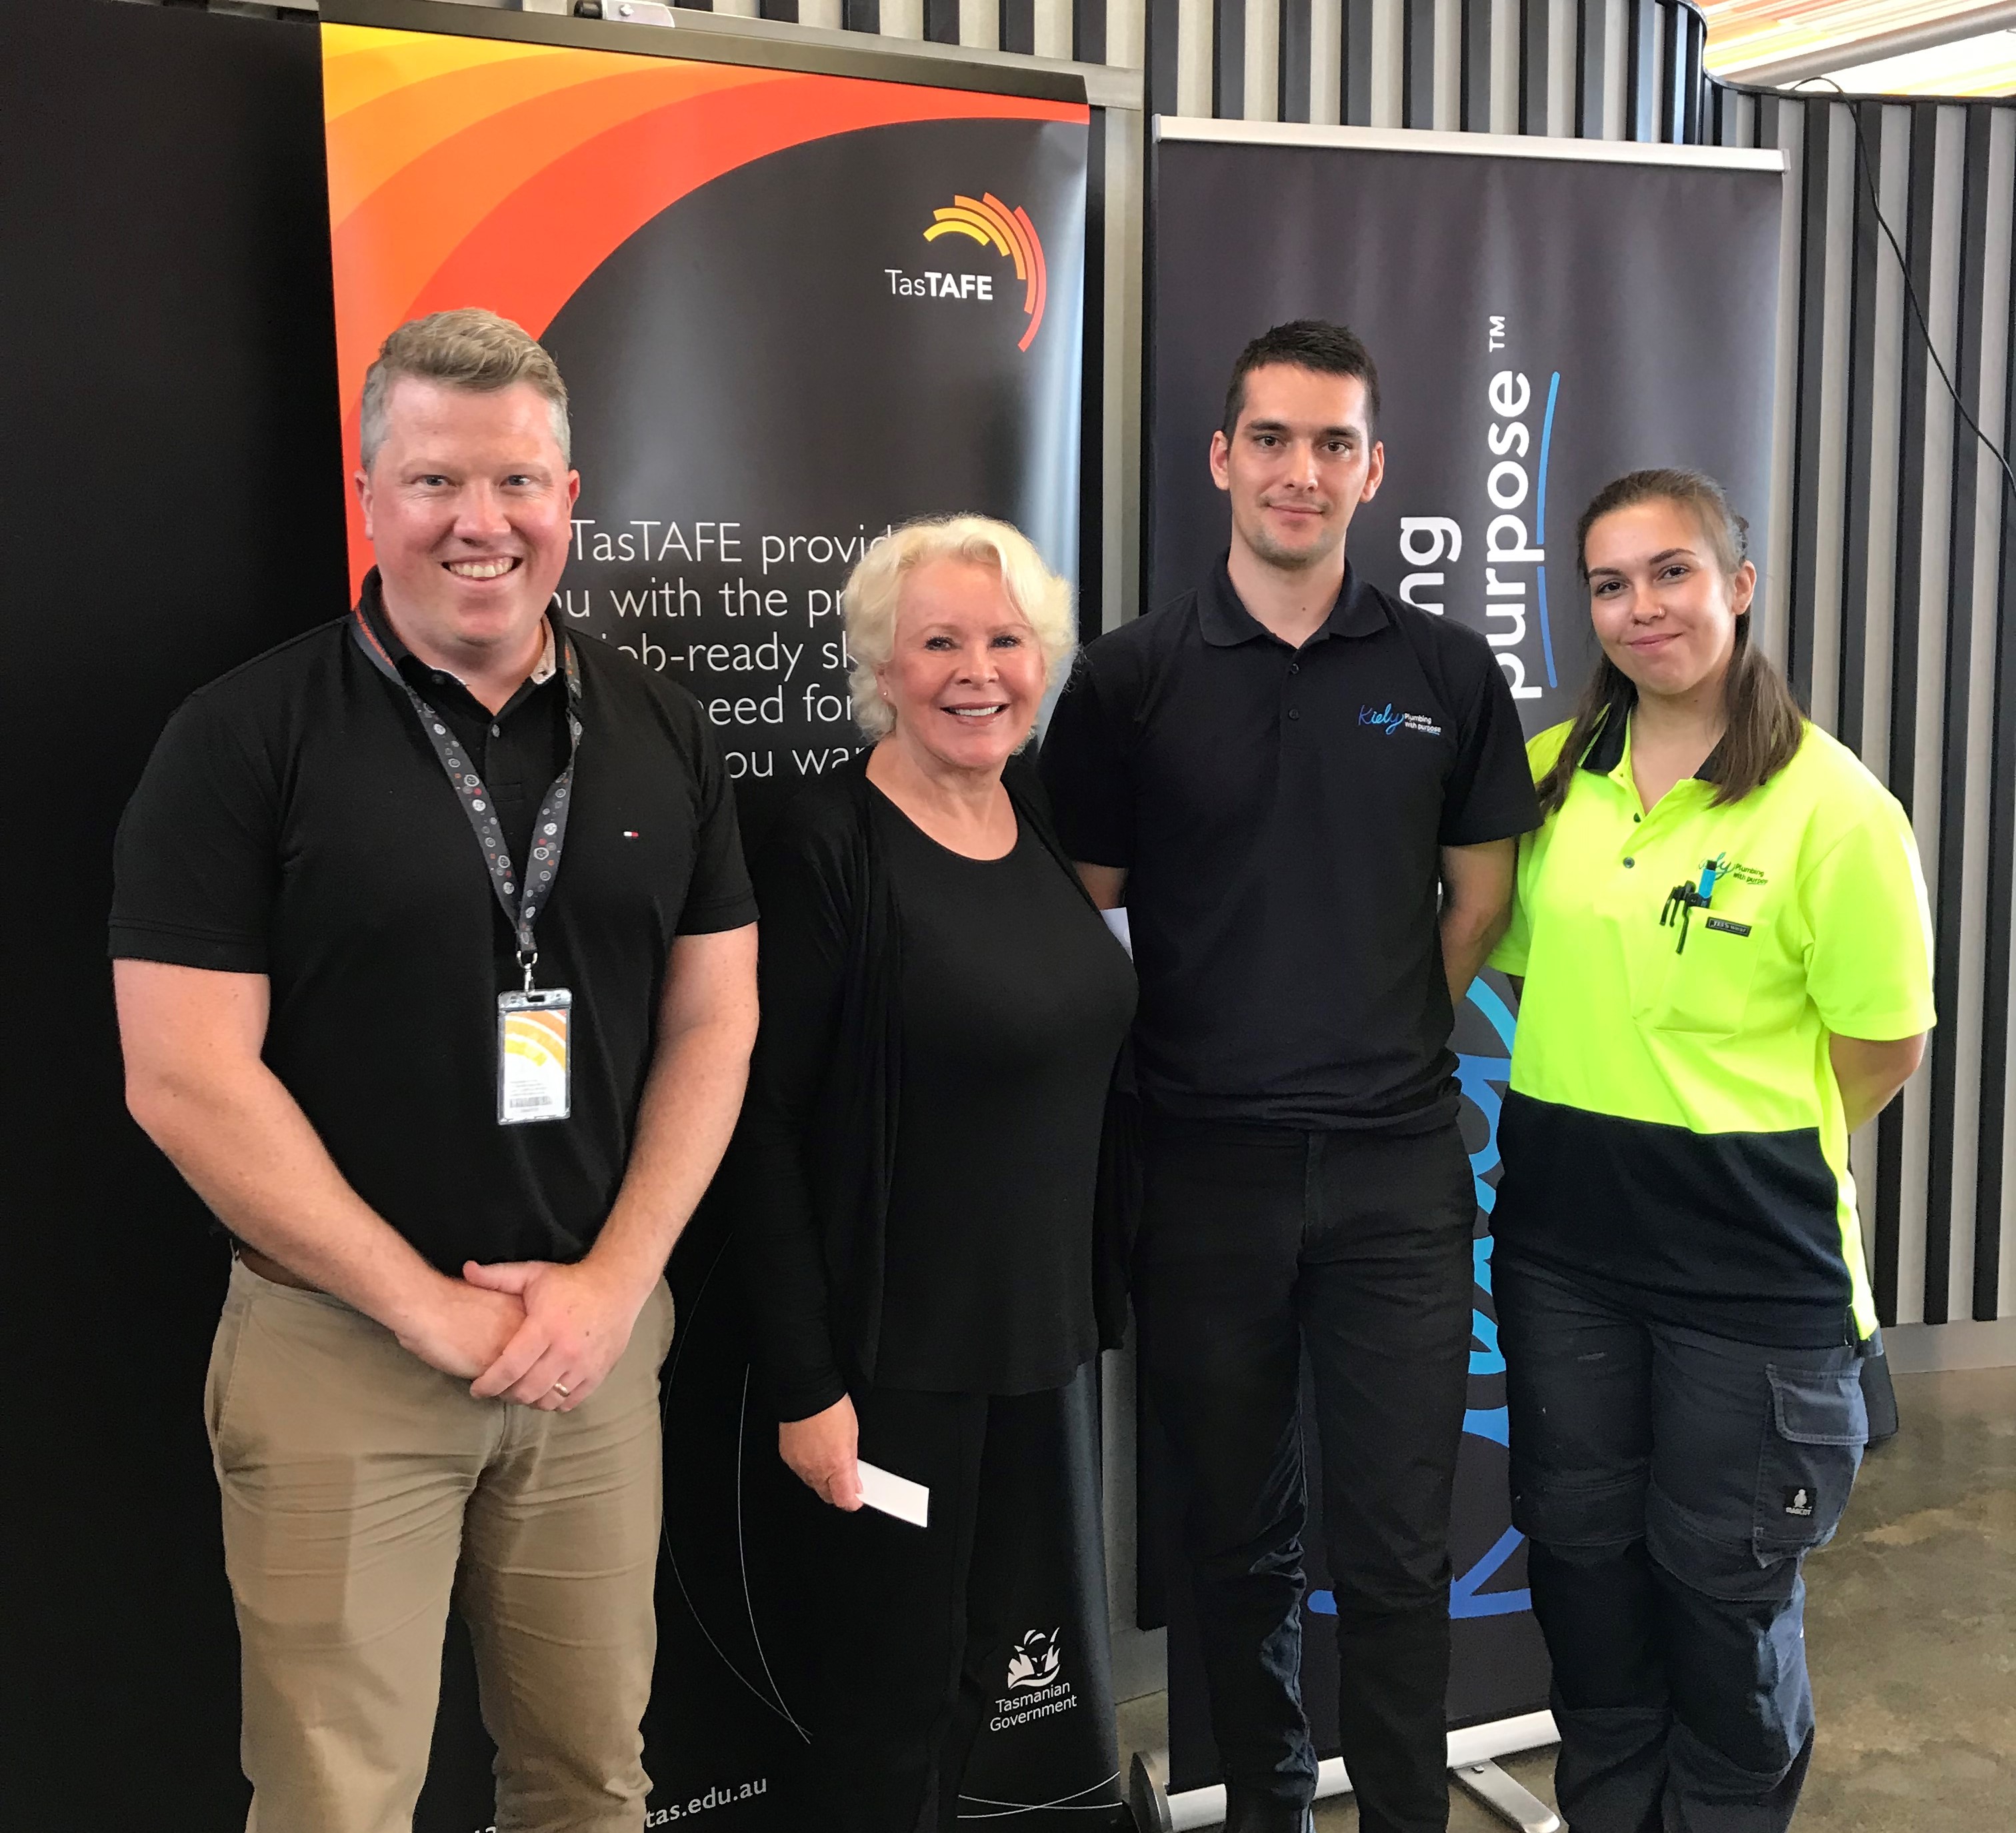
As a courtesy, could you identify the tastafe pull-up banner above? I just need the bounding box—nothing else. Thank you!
[321,5,1101,1826]
[1146,119,1784,1812]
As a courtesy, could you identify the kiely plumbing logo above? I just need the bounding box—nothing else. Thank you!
[884,192,1050,351]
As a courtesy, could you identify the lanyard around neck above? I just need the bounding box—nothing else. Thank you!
[350,606,583,988]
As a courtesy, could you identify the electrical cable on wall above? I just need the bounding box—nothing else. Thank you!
[1791,75,2016,510]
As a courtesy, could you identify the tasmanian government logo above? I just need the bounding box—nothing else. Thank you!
[1007,1626,1061,1690]
[989,1628,1077,1732]
[884,192,1049,351]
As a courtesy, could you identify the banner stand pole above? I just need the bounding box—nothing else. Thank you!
[1131,1714,1561,1833]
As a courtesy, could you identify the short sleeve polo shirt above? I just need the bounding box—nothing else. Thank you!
[1040,555,1539,1129]
[1489,713,1935,1346]
[110,575,757,1273]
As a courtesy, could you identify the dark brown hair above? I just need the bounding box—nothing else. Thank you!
[1534,468,1804,816]
[1221,320,1380,438]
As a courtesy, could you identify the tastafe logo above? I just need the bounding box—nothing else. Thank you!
[1006,1627,1062,1690]
[924,193,1050,351]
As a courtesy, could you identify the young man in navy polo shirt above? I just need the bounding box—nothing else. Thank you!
[1042,321,1539,1833]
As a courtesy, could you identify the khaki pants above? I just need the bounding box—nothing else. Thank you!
[205,1258,677,1833]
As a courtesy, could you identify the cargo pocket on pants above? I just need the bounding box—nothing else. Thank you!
[1753,1364,1867,1560]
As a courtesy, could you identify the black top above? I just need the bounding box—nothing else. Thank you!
[109,574,757,1271]
[1040,556,1539,1131]
[729,758,1137,1420]
[871,787,1137,1394]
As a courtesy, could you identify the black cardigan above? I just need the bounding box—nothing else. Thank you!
[729,754,1135,1421]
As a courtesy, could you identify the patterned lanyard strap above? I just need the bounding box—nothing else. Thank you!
[351,607,584,989]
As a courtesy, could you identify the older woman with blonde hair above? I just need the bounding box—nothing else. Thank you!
[732,515,1137,1830]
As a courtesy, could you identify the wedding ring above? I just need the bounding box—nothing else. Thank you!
[551,1382,572,1398]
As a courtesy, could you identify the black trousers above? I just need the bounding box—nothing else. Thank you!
[1135,1117,1476,1833]
[1497,1256,1867,1833]
[802,1363,1115,1833]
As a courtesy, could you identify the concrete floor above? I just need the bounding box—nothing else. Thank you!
[1118,1366,2016,1831]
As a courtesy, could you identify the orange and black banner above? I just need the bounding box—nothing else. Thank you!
[325,1,1088,851]
[323,5,1103,1828]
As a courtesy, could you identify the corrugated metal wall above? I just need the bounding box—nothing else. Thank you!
[751,0,2015,1330]
[149,0,2016,1332]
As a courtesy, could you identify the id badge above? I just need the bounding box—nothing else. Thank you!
[497,988,572,1124]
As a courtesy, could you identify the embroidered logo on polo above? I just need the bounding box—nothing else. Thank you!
[1358,703,1443,739]
[1723,863,1769,887]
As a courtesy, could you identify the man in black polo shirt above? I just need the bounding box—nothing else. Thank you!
[111,309,759,1832]
[1041,321,1538,1833]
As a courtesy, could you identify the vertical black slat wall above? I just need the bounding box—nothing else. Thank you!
[1925,107,1992,1324]
[1787,97,1833,711]
[1979,202,2016,1320]
[1835,99,1884,765]
[136,1,2016,1335]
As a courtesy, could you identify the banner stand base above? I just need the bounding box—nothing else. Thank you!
[1141,1712,1561,1833]
[1452,1759,1561,1832]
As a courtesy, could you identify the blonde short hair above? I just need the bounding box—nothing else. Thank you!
[359,308,571,470]
[845,515,1075,743]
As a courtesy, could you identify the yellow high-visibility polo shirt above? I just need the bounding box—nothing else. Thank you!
[1488,711,1934,1346]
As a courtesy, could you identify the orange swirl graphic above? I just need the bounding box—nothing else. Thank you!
[923,192,1049,352]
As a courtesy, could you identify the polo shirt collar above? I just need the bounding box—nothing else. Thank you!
[1577,700,1729,787]
[1199,553,1391,648]
[357,567,559,699]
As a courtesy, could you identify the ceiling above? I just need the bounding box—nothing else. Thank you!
[1702,0,2016,93]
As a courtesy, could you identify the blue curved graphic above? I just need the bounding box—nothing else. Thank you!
[1535,371,1561,690]
[1449,1527,1532,1619]
[1311,980,1533,1624]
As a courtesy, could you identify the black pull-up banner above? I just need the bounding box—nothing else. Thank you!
[1146,117,1785,1795]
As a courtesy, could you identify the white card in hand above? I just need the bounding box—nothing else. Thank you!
[856,1458,930,1527]
[1101,907,1133,956]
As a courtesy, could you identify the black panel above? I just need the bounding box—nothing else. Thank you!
[1001,0,1035,57]
[1787,97,1830,711]
[1281,0,1313,125]
[1625,0,1655,142]
[1404,0,1437,128]
[1149,0,1181,117]
[926,0,960,46]
[1576,0,1605,140]
[1345,0,1375,127]
[1520,0,1549,135]
[846,0,881,36]
[1461,0,1491,131]
[1082,109,1107,637]
[1073,0,1106,66]
[1215,0,1245,119]
[1837,100,1885,758]
[1,1,348,1818]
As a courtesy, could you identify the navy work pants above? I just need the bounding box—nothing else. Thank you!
[1496,1256,1868,1833]
[1135,1117,1477,1833]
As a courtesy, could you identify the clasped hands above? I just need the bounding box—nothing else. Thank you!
[395,1256,647,1412]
